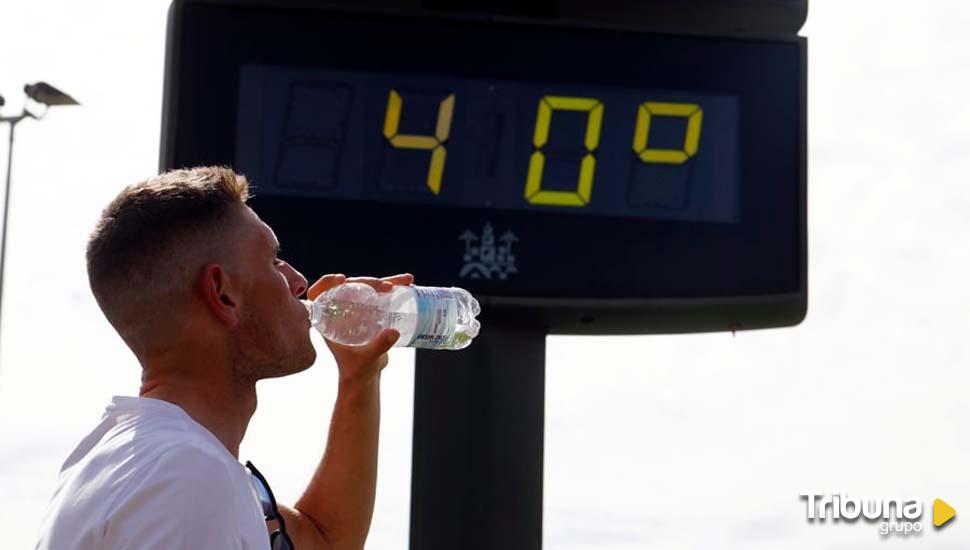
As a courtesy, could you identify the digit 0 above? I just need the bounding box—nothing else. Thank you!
[524,96,604,207]
[632,102,703,164]
[382,90,455,195]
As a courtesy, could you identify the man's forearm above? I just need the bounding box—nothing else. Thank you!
[295,375,382,550]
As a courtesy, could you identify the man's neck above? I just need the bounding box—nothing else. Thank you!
[139,367,257,459]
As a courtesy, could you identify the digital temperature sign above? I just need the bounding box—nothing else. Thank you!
[161,1,806,333]
[235,68,739,223]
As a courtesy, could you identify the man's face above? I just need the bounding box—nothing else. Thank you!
[229,207,315,380]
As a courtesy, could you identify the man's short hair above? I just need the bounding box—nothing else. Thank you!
[86,166,251,358]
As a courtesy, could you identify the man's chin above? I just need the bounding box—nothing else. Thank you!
[300,347,317,371]
[260,347,317,380]
[295,345,317,372]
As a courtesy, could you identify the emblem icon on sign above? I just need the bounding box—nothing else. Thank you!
[458,223,518,280]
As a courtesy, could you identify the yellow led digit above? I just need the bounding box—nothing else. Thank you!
[632,102,703,164]
[383,90,455,195]
[524,96,604,207]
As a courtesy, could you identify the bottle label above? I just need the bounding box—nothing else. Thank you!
[410,287,458,349]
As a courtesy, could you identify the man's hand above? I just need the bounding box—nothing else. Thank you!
[289,273,414,550]
[306,273,414,386]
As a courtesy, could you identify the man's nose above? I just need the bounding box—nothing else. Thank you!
[283,263,308,297]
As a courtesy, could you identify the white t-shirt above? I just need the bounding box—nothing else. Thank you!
[34,396,271,549]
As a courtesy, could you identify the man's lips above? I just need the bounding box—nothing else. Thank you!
[296,299,312,328]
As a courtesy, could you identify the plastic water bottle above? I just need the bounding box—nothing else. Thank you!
[303,283,481,350]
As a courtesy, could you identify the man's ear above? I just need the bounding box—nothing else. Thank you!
[200,263,240,327]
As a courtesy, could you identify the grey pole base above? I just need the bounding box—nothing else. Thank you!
[410,322,546,550]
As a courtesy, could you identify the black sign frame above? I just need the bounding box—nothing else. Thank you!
[160,0,807,335]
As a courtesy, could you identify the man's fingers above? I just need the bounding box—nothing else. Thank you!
[380,273,414,285]
[324,328,400,356]
[369,328,401,355]
[344,274,412,293]
[310,273,414,300]
[344,276,393,292]
[324,328,399,374]
[307,273,346,301]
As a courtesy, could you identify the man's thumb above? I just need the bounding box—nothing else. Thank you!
[375,328,400,352]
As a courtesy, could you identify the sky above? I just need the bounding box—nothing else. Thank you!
[1,1,969,549]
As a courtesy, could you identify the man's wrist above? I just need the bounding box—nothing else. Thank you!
[336,372,381,403]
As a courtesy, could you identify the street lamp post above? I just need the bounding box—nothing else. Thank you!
[0,82,79,359]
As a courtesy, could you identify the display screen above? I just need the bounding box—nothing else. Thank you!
[236,67,739,223]
[166,3,805,330]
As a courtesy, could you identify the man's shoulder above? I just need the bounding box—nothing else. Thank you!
[61,397,227,469]
[70,431,239,510]
[96,443,256,548]
[116,442,240,502]
[81,414,234,479]
[53,403,244,514]
[36,434,247,550]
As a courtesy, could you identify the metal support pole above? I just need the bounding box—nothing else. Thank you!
[410,321,546,550]
[0,115,23,358]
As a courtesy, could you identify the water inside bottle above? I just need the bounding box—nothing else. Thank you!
[307,283,481,349]
[317,284,385,346]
